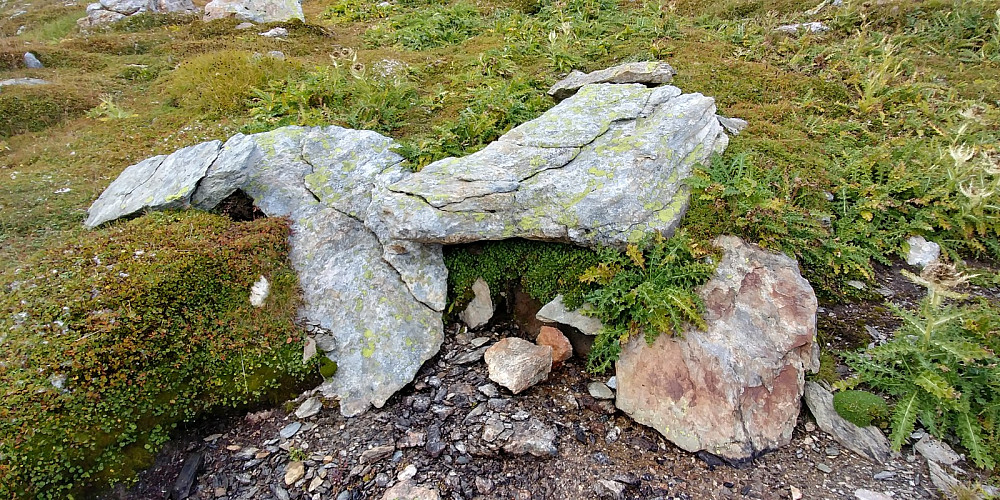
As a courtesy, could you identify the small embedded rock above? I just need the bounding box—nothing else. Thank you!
[284,461,305,485]
[536,326,572,364]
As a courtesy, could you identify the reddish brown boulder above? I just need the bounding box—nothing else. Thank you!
[536,326,573,364]
[616,236,819,461]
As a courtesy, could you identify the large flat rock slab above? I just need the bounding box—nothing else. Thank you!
[616,236,820,461]
[85,126,445,417]
[379,83,733,248]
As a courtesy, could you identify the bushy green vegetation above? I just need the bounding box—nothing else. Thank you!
[164,50,302,115]
[0,212,318,497]
[840,266,1000,469]
[365,2,483,50]
[247,64,423,134]
[580,232,716,373]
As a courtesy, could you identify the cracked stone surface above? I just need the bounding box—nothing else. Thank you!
[84,125,445,417]
[615,236,820,462]
[378,83,733,249]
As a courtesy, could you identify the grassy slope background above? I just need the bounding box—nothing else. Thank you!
[1,0,999,495]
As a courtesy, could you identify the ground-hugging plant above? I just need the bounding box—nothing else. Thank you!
[0,212,317,498]
[840,263,1000,469]
[580,231,716,373]
[246,64,424,135]
[833,390,890,428]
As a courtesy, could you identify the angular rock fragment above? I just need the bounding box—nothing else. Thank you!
[484,338,552,394]
[803,382,892,464]
[459,278,493,329]
[616,236,820,461]
[548,61,676,101]
[380,83,734,249]
[536,326,572,364]
[536,295,603,335]
[905,235,940,267]
[381,480,440,500]
[85,140,222,228]
[503,417,557,457]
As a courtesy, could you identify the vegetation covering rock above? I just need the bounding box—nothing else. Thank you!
[0,212,315,498]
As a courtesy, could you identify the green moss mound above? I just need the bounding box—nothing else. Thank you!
[833,390,889,428]
[0,212,318,498]
[0,83,98,138]
[164,50,302,115]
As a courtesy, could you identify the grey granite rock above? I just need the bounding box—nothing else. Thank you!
[23,52,42,69]
[803,382,892,464]
[203,0,303,23]
[0,78,50,90]
[459,278,493,329]
[548,61,676,101]
[503,418,557,457]
[380,83,733,249]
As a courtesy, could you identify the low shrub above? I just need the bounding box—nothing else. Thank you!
[165,50,302,115]
[833,390,890,428]
[581,231,716,373]
[0,212,317,498]
[393,75,552,169]
[247,64,423,134]
[364,2,483,50]
[0,83,98,138]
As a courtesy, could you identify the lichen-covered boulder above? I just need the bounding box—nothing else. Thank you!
[85,126,445,417]
[203,0,303,23]
[378,83,733,249]
[615,236,820,461]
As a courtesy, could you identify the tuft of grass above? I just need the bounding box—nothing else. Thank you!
[164,50,303,115]
[0,212,318,497]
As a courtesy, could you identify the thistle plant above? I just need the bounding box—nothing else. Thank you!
[841,263,999,469]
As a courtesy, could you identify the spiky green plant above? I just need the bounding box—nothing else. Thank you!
[841,263,1000,469]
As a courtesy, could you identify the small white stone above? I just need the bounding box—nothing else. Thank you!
[905,235,940,267]
[397,464,417,481]
[250,275,270,307]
